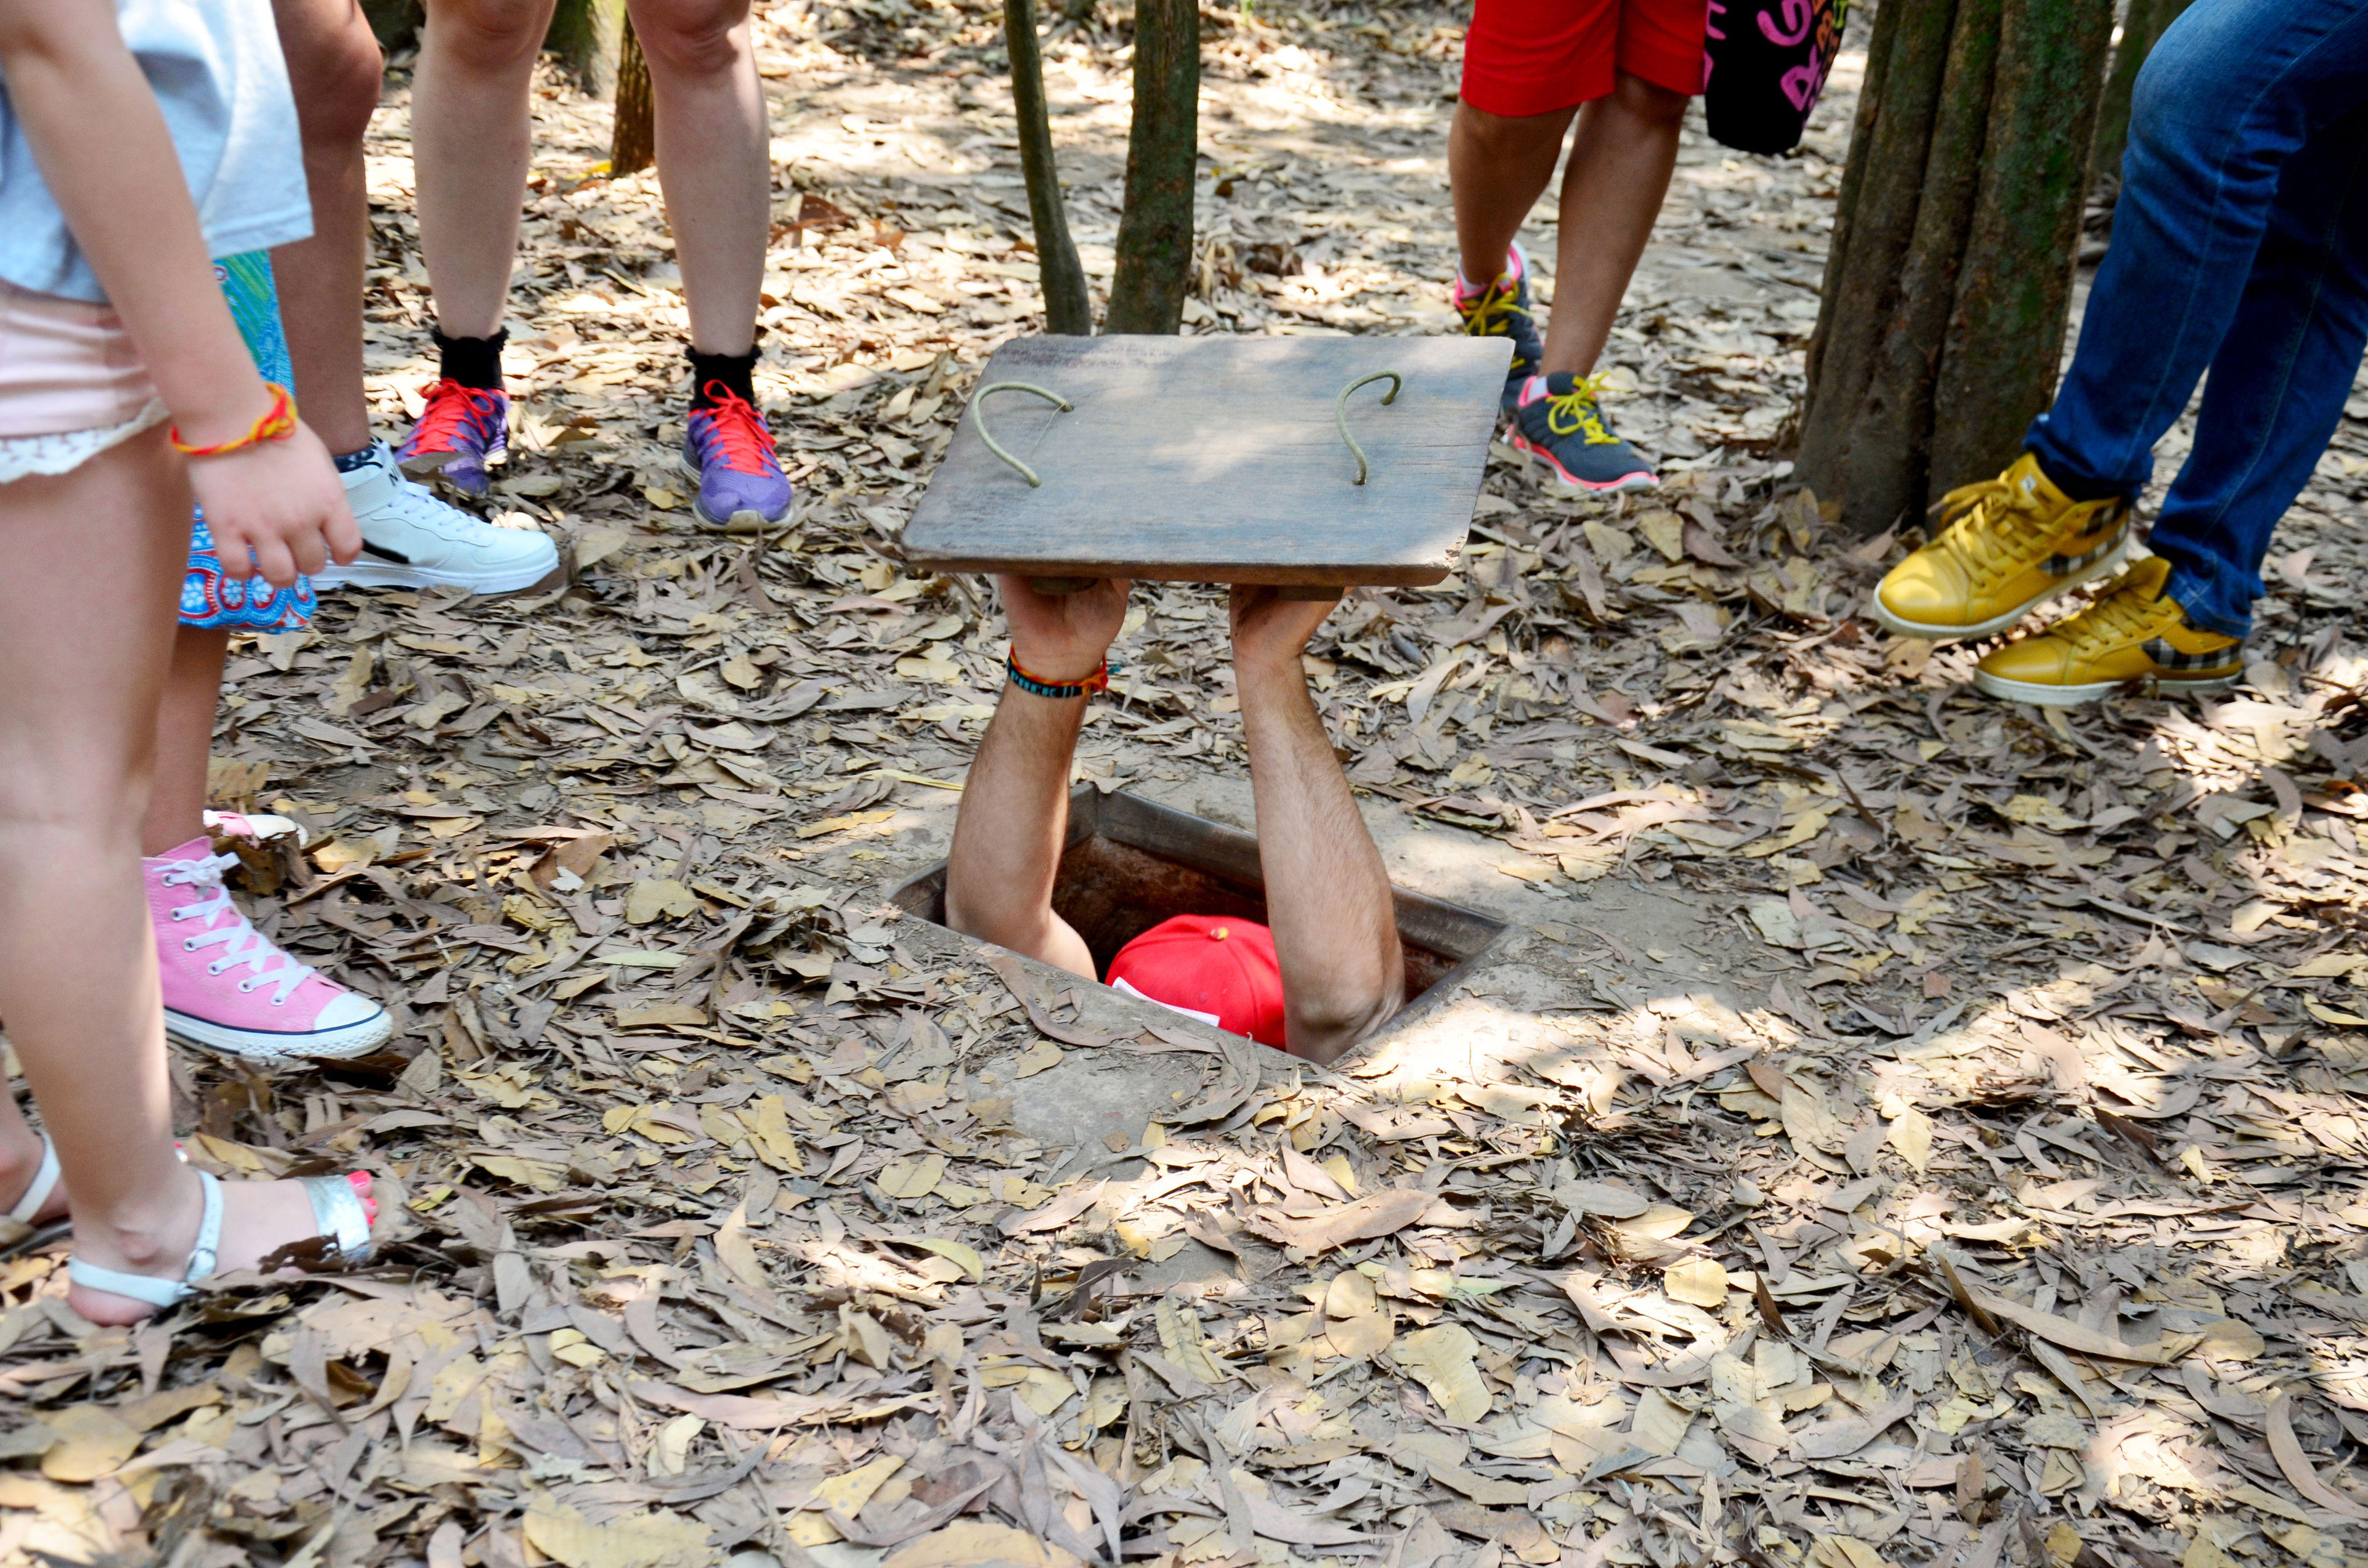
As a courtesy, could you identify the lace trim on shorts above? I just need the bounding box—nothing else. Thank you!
[0,397,168,485]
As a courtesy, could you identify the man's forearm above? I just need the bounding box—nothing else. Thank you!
[1238,657,1405,1062]
[943,690,1095,977]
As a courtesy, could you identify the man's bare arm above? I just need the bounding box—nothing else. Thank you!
[942,576,1130,980]
[1232,587,1405,1062]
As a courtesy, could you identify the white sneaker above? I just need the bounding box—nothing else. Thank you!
[313,442,561,596]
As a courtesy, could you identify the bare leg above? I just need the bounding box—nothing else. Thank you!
[144,626,230,857]
[631,0,768,357]
[19,617,224,1226]
[412,0,558,339]
[0,432,362,1326]
[267,0,384,455]
[1230,588,1404,1063]
[1449,99,1576,288]
[1540,71,1687,378]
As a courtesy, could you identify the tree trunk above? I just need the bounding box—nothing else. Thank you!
[1929,0,2116,495]
[1796,0,2115,536]
[360,0,421,49]
[1005,0,1093,334]
[547,0,629,95]
[610,15,656,177]
[2089,0,2193,188]
[1103,0,1199,334]
[1809,0,2000,536]
[1798,0,1964,465]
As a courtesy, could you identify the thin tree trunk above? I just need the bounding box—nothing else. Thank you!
[1797,0,1963,492]
[610,15,655,176]
[1103,0,1199,334]
[1928,0,2115,496]
[360,0,421,49]
[1798,0,2115,535]
[1799,0,1896,401]
[1005,0,1093,334]
[2090,0,2192,188]
[1825,0,2001,535]
[547,0,627,95]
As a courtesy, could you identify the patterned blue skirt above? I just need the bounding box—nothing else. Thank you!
[182,251,315,632]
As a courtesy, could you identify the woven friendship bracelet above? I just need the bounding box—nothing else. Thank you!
[1007,652,1109,700]
[171,382,298,458]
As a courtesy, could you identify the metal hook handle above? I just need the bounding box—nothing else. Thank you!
[968,381,1072,487]
[1336,371,1402,485]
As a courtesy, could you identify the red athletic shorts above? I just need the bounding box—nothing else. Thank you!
[1461,0,1708,118]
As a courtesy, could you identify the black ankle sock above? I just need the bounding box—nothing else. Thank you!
[2028,447,2129,504]
[332,447,379,474]
[688,349,760,410]
[433,327,507,391]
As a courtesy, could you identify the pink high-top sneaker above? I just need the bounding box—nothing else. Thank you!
[146,839,391,1062]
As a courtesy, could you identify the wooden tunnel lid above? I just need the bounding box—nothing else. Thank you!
[901,333,1514,588]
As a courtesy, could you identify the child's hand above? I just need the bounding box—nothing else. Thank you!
[997,575,1131,684]
[189,421,359,588]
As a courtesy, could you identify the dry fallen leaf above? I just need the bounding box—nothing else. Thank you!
[39,1405,140,1484]
[2267,1393,2368,1521]
[1011,1039,1064,1078]
[885,1522,1084,1568]
[1394,1323,1491,1422]
[523,1493,712,1568]
[1664,1256,1729,1309]
[1262,1187,1435,1253]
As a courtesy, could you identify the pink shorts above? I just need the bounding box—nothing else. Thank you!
[0,280,164,482]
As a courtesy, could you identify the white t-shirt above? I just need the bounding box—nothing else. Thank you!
[0,0,312,304]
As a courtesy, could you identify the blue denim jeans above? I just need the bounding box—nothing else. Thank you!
[2024,0,2368,640]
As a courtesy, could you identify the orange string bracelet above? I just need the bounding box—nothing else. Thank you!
[1006,652,1109,699]
[169,383,297,458]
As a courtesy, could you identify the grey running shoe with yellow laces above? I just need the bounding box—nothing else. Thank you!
[1508,371,1657,493]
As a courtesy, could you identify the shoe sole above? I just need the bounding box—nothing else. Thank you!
[397,448,495,497]
[680,456,793,533]
[691,501,790,534]
[1507,433,1656,494]
[1971,667,2242,708]
[1870,538,2131,642]
[206,813,309,849]
[167,1004,392,1064]
[312,552,561,597]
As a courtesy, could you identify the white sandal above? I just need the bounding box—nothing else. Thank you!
[66,1168,375,1308]
[0,1138,62,1248]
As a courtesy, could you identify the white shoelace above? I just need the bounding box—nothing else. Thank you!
[161,852,315,1006]
[351,447,508,543]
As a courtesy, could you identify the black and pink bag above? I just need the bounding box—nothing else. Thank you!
[1703,0,1849,156]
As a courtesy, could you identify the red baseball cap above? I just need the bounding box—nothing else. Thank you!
[1106,915,1287,1047]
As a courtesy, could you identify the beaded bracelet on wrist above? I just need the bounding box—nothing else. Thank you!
[1007,652,1109,700]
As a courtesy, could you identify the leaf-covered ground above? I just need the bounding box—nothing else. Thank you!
[5,3,2368,1566]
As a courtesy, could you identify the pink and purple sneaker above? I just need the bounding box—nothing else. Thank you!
[395,378,509,496]
[147,840,391,1063]
[681,384,794,532]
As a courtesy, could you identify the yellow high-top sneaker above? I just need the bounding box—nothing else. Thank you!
[1872,453,2133,640]
[1974,556,2242,706]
